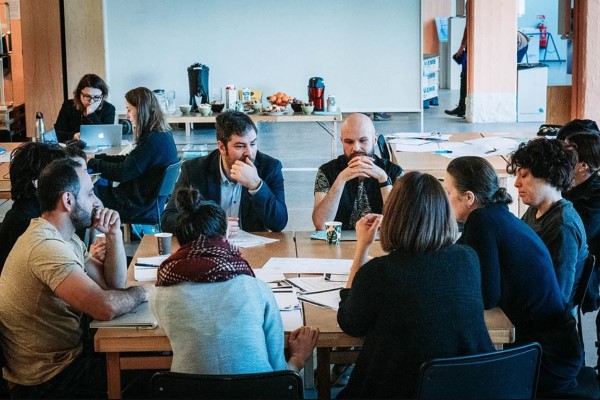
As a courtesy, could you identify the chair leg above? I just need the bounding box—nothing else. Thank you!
[123,223,131,243]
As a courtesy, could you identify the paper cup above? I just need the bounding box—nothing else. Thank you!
[155,233,173,255]
[94,232,106,245]
[324,221,342,245]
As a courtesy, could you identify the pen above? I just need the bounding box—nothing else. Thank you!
[434,150,452,154]
[134,263,159,268]
[485,148,497,154]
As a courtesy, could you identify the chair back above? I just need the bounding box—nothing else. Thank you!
[151,370,303,399]
[574,254,596,346]
[417,343,541,400]
[158,160,183,198]
[377,134,390,161]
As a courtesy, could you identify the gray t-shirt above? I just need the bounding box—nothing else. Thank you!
[0,218,89,385]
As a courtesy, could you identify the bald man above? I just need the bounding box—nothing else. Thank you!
[312,113,403,230]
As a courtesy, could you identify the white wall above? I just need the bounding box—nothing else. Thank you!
[518,0,567,63]
[104,0,421,113]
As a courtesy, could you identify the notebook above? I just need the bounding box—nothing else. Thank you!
[80,124,122,150]
[90,301,157,329]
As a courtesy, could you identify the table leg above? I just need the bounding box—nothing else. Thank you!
[316,347,332,400]
[185,122,191,136]
[316,121,338,160]
[106,352,122,400]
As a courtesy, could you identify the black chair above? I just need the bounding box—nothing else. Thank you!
[122,159,182,242]
[416,343,541,399]
[150,370,304,399]
[573,255,596,348]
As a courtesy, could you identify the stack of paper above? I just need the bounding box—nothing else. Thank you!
[261,257,353,275]
[229,230,279,248]
[285,276,345,293]
[271,288,303,331]
[134,255,169,282]
[297,289,342,311]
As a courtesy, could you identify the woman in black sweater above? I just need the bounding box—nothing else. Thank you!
[87,87,178,220]
[54,74,116,142]
[337,171,494,398]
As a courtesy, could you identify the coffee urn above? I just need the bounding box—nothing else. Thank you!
[308,77,325,111]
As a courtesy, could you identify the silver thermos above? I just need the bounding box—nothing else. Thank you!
[35,111,45,142]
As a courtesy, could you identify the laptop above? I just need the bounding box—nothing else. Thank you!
[90,302,157,329]
[80,124,122,151]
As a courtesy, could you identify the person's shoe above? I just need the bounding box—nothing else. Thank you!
[373,112,392,121]
[444,107,465,118]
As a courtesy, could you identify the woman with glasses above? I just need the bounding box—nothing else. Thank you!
[54,74,116,142]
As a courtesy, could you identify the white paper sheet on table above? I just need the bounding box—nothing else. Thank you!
[261,257,353,274]
[229,230,279,248]
[463,137,521,152]
[298,289,342,311]
[387,132,451,141]
[272,289,303,331]
[0,150,12,163]
[133,255,169,282]
[285,276,345,293]
[253,269,286,283]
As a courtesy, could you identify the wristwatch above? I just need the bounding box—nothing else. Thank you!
[379,177,392,188]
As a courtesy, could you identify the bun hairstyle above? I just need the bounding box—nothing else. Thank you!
[447,156,512,206]
[174,188,228,245]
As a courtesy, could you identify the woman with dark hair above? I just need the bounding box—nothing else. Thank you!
[87,87,178,220]
[54,73,116,142]
[0,142,67,269]
[507,137,588,306]
[445,156,583,395]
[151,188,318,374]
[336,171,494,399]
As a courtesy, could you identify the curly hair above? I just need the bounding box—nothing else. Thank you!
[506,137,576,191]
[174,187,228,245]
[9,142,68,201]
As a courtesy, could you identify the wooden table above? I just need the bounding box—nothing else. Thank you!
[95,231,515,399]
[162,111,343,159]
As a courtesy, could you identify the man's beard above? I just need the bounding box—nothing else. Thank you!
[348,148,375,161]
[70,201,93,230]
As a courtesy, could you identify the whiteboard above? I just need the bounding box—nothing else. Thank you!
[104,0,422,113]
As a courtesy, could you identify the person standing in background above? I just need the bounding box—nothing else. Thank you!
[445,13,467,118]
[54,74,116,143]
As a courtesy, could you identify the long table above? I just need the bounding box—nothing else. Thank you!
[95,232,514,399]
[163,111,343,159]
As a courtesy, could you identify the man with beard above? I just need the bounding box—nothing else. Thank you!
[0,158,148,398]
[161,110,288,233]
[313,113,403,230]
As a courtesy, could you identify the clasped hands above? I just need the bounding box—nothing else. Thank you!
[340,155,387,183]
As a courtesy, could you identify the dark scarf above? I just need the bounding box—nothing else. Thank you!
[156,235,254,286]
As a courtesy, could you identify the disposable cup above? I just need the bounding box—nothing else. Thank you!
[155,233,173,255]
[324,221,342,245]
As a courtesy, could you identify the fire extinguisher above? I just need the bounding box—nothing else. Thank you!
[537,21,548,49]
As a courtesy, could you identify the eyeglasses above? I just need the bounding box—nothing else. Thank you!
[81,93,103,102]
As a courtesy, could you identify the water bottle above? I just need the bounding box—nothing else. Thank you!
[35,111,45,142]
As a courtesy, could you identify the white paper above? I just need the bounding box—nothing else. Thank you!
[387,132,451,141]
[280,308,303,332]
[272,289,301,311]
[387,138,429,145]
[261,257,353,274]
[0,149,10,163]
[285,276,345,293]
[229,230,279,248]
[463,137,520,152]
[298,289,342,311]
[136,255,169,266]
[134,266,158,282]
[395,142,440,152]
[253,269,286,283]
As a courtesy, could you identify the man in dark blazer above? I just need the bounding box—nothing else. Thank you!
[161,111,287,233]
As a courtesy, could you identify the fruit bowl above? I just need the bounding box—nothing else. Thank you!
[267,92,292,108]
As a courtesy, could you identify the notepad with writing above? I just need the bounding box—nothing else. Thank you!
[90,302,157,329]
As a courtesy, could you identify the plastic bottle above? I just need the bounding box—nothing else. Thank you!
[35,111,45,142]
